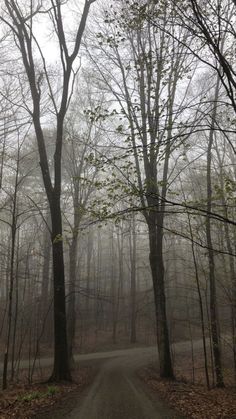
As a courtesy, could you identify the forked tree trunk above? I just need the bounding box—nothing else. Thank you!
[3,0,94,383]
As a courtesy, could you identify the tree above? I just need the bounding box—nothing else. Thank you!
[63,87,102,363]
[89,0,196,378]
[1,0,96,382]
[155,0,236,120]
[2,131,21,389]
[129,213,137,344]
[205,76,224,387]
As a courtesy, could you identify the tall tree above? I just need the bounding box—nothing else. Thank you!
[161,0,236,118]
[129,213,137,344]
[63,99,100,363]
[2,132,21,389]
[205,76,224,387]
[89,0,194,378]
[1,0,96,381]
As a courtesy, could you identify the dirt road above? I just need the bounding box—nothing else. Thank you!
[36,347,183,419]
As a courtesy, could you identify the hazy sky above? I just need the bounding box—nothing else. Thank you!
[33,0,90,64]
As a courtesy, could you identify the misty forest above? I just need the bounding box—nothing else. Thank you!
[0,0,236,418]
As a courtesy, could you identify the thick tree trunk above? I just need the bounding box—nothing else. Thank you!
[148,219,174,379]
[49,198,71,382]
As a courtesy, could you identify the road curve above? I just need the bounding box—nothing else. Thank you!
[36,347,183,419]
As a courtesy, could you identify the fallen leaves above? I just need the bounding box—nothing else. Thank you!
[139,367,236,419]
[0,366,95,419]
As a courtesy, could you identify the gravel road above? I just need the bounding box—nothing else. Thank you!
[35,346,183,419]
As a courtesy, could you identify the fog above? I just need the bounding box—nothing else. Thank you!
[0,1,235,417]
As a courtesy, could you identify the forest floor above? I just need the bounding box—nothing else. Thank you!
[139,367,236,419]
[0,365,96,418]
[0,347,181,419]
[33,347,182,419]
[0,343,235,418]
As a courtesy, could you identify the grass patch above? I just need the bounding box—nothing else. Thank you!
[46,385,58,396]
[18,386,58,402]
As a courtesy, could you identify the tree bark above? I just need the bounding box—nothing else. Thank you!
[130,215,137,344]
[2,0,94,382]
[206,76,224,388]
[49,198,71,381]
[148,216,174,378]
[67,236,77,365]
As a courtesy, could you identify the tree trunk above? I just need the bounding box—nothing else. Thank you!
[206,76,224,388]
[2,142,19,390]
[2,221,16,390]
[2,0,94,383]
[216,144,236,380]
[11,230,20,381]
[67,237,77,365]
[130,215,137,344]
[148,218,174,379]
[40,227,52,344]
[86,228,93,316]
[187,213,210,388]
[49,198,71,382]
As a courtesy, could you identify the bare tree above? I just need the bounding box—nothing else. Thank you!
[129,213,137,344]
[205,76,224,387]
[63,100,100,363]
[88,0,196,378]
[1,0,96,381]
